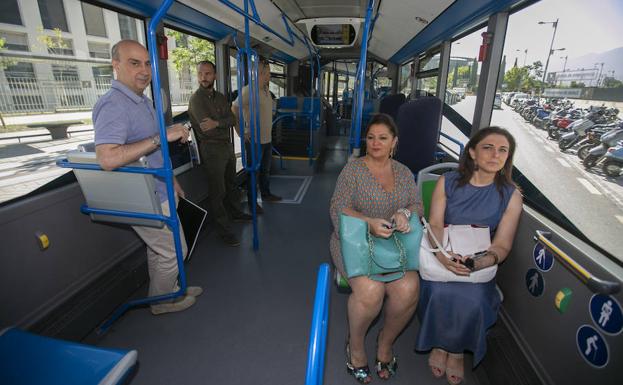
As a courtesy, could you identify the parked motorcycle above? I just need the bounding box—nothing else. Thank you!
[583,127,623,168]
[602,141,623,177]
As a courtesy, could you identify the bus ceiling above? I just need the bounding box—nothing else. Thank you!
[95,0,526,63]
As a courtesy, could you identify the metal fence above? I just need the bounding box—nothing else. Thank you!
[1,60,195,115]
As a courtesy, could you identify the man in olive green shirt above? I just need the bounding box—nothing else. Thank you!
[188,60,251,246]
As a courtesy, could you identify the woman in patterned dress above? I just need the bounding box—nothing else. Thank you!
[330,114,423,383]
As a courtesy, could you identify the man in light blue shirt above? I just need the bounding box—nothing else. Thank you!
[94,40,202,315]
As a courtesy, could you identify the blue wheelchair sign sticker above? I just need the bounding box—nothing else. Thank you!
[590,294,623,335]
[533,244,554,272]
[576,325,609,368]
[525,268,544,297]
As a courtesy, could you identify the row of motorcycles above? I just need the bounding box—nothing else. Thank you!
[512,99,623,178]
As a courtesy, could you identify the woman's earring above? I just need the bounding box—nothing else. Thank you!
[499,168,505,176]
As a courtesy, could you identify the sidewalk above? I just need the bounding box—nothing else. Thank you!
[2,105,188,127]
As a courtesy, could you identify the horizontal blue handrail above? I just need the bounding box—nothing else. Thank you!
[57,159,168,177]
[305,263,331,385]
[219,0,301,47]
[439,132,464,155]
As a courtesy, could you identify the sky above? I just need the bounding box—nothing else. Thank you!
[448,0,623,78]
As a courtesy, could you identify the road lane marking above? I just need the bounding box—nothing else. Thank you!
[616,215,623,225]
[556,158,571,167]
[543,146,555,153]
[577,178,602,195]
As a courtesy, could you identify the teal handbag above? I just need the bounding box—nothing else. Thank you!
[339,213,423,282]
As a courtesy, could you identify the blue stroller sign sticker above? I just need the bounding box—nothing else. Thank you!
[576,325,608,368]
[525,268,544,297]
[533,244,554,272]
[590,294,623,335]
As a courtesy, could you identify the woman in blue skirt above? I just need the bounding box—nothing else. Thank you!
[415,127,523,384]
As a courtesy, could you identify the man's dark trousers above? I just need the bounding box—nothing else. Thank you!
[200,141,241,236]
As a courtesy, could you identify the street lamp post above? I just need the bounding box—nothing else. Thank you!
[515,49,528,67]
[538,18,560,90]
[560,55,568,72]
[595,62,604,87]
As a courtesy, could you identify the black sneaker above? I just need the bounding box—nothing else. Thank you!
[262,194,282,202]
[221,233,241,247]
[232,212,253,222]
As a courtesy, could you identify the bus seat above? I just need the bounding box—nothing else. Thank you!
[0,327,137,385]
[417,162,458,220]
[67,149,165,228]
[379,93,406,122]
[277,96,298,112]
[395,97,442,176]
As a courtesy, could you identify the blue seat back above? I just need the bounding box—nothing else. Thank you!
[395,97,442,175]
[0,327,137,385]
[379,94,406,122]
[277,96,298,110]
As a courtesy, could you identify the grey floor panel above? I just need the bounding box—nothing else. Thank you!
[95,140,480,385]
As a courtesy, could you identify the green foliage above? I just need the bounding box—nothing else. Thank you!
[602,77,623,88]
[35,27,68,54]
[503,61,545,92]
[165,30,215,74]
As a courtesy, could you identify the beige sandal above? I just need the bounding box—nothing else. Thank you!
[428,348,447,378]
[446,353,464,385]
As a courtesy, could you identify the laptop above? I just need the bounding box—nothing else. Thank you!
[177,197,207,261]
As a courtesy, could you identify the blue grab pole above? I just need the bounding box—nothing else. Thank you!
[350,0,375,155]
[55,0,187,333]
[146,0,187,300]
[304,263,331,385]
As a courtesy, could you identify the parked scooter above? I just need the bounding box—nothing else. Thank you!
[583,127,623,168]
[602,141,623,177]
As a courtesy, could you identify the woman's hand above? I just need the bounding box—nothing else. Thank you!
[391,211,410,233]
[368,218,394,238]
[437,252,471,276]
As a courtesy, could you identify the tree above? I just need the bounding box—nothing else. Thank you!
[469,58,478,92]
[527,61,543,81]
[165,30,215,79]
[602,77,623,88]
[570,81,586,88]
[35,27,68,55]
[503,66,529,91]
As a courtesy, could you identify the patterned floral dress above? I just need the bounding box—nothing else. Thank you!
[329,157,422,277]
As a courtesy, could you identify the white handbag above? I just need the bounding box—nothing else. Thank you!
[419,218,497,283]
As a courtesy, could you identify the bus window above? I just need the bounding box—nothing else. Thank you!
[0,2,144,205]
[398,60,413,96]
[443,26,486,124]
[269,61,285,98]
[490,0,623,260]
[165,27,215,117]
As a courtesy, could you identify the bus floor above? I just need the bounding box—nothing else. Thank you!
[93,138,483,385]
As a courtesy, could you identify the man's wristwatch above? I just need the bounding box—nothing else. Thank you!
[151,135,161,147]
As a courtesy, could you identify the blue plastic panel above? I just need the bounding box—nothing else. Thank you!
[0,328,136,385]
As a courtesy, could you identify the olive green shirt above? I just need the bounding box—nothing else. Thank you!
[188,87,236,143]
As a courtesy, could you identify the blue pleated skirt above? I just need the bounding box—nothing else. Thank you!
[414,278,500,366]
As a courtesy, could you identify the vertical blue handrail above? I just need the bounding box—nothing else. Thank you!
[231,1,263,251]
[54,0,186,333]
[304,263,331,385]
[349,0,375,155]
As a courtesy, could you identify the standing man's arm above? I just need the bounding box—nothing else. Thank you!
[231,87,249,140]
[96,125,189,171]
